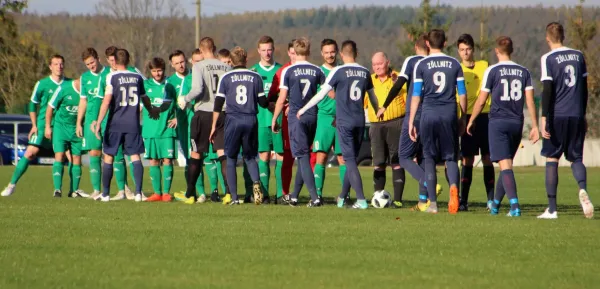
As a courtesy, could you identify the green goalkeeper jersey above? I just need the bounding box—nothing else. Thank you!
[142,78,177,139]
[250,62,282,127]
[30,76,64,127]
[48,78,79,130]
[317,65,336,116]
[80,66,109,124]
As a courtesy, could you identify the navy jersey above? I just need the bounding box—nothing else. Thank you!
[280,61,326,117]
[540,47,587,117]
[105,70,145,133]
[399,55,425,115]
[216,69,265,115]
[412,53,464,115]
[325,63,374,127]
[481,61,533,120]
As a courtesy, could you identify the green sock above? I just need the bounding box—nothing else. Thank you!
[89,156,102,192]
[127,158,136,187]
[243,162,252,198]
[339,164,347,186]
[71,164,82,191]
[150,165,162,194]
[258,159,270,196]
[275,160,283,198]
[206,160,219,192]
[10,157,30,185]
[68,162,74,192]
[314,164,325,197]
[52,162,63,191]
[163,164,173,195]
[196,161,206,195]
[114,160,126,191]
[216,161,226,193]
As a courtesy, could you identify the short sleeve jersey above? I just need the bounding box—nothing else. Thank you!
[192,59,231,112]
[167,70,193,112]
[80,67,110,124]
[105,70,145,133]
[461,60,489,113]
[251,62,282,126]
[480,61,533,120]
[216,69,265,116]
[400,55,424,116]
[317,65,336,116]
[142,78,176,139]
[30,76,64,126]
[325,63,374,127]
[413,53,464,115]
[280,61,326,117]
[48,78,79,130]
[540,47,588,117]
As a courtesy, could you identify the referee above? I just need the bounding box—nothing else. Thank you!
[364,52,406,208]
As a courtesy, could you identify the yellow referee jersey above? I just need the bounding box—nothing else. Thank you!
[365,71,406,123]
[458,60,490,114]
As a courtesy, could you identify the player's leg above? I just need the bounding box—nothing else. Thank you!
[271,127,285,203]
[386,118,405,207]
[144,138,162,201]
[242,118,264,205]
[459,114,476,210]
[257,126,272,200]
[100,132,122,202]
[398,121,427,205]
[212,114,231,204]
[334,134,346,191]
[419,115,441,213]
[203,144,218,202]
[566,117,593,218]
[1,127,46,196]
[68,137,84,197]
[111,146,130,200]
[313,115,335,199]
[344,126,367,209]
[124,132,145,202]
[478,114,495,208]
[441,116,460,214]
[162,155,174,202]
[370,122,388,194]
[296,119,319,205]
[222,115,242,204]
[539,117,565,218]
[280,115,293,198]
[51,138,66,197]
[489,120,521,216]
[183,112,209,202]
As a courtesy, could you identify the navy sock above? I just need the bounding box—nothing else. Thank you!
[460,165,473,205]
[545,162,559,213]
[446,161,460,187]
[501,170,519,211]
[340,171,351,200]
[571,161,587,191]
[493,173,505,210]
[373,169,386,191]
[226,157,238,200]
[392,168,405,202]
[291,163,304,199]
[102,162,113,197]
[345,159,365,200]
[298,156,318,201]
[132,160,143,194]
[244,158,260,182]
[483,165,495,202]
[444,166,450,187]
[423,158,437,202]
[400,158,424,181]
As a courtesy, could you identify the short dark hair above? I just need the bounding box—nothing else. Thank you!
[457,34,475,48]
[48,54,64,65]
[546,22,565,43]
[341,40,357,58]
[258,35,274,47]
[81,48,98,61]
[147,57,166,71]
[415,34,429,52]
[217,48,230,58]
[428,29,446,50]
[169,50,185,61]
[115,49,130,66]
[105,46,118,58]
[288,39,296,50]
[192,48,201,56]
[496,36,514,55]
[321,38,338,51]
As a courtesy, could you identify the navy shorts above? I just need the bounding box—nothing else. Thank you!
[461,113,490,157]
[541,116,585,162]
[488,119,523,162]
[103,131,144,156]
[224,115,258,159]
[419,113,458,161]
[288,116,317,158]
[398,118,421,160]
[337,125,364,161]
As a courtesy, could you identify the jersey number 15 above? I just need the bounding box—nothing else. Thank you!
[119,86,139,106]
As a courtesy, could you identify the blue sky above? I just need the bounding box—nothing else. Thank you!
[26,0,594,16]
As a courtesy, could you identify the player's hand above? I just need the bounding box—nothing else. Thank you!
[91,121,101,140]
[268,102,276,113]
[529,126,540,144]
[76,124,83,138]
[409,123,418,142]
[466,121,474,136]
[376,107,386,120]
[28,126,37,141]
[284,104,289,117]
[44,126,52,140]
[177,97,186,110]
[168,118,177,128]
[540,117,550,139]
[296,109,304,120]
[209,127,216,143]
[271,120,280,133]
[149,107,161,120]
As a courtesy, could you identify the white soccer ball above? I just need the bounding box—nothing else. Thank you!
[371,190,391,208]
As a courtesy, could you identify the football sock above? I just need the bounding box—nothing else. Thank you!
[460,165,473,205]
[52,161,63,191]
[216,160,226,193]
[314,163,325,197]
[483,165,495,202]
[206,160,219,192]
[291,167,304,199]
[373,169,386,191]
[163,164,173,194]
[546,162,559,213]
[195,160,205,195]
[68,162,74,193]
[71,164,82,192]
[219,156,230,194]
[282,150,294,195]
[501,170,519,211]
[339,164,347,187]
[184,162,190,184]
[399,158,423,181]
[444,166,450,187]
[419,178,428,204]
[424,158,437,202]
[571,161,587,191]
[493,173,505,210]
[102,162,114,197]
[226,156,238,200]
[345,159,365,200]
[132,160,144,194]
[340,171,351,200]
[258,159,270,196]
[10,157,30,185]
[113,160,126,191]
[89,156,102,192]
[128,158,136,187]
[446,161,460,188]
[298,156,318,201]
[275,159,283,198]
[245,158,260,182]
[186,158,202,198]
[392,167,405,202]
[243,161,253,198]
[150,165,161,194]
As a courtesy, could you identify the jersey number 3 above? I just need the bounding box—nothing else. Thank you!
[119,87,139,106]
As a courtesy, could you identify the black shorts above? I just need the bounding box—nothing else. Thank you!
[541,116,585,162]
[190,111,212,154]
[461,113,490,157]
[369,117,402,165]
[212,113,226,152]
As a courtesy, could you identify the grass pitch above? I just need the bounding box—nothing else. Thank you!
[0,166,599,289]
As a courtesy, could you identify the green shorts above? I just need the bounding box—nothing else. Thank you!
[144,137,177,159]
[206,143,219,160]
[313,114,341,155]
[177,108,194,159]
[258,126,284,153]
[52,127,83,156]
[82,120,105,151]
[28,125,52,149]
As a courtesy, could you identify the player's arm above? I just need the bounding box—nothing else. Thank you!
[380,60,410,116]
[28,81,43,138]
[298,84,332,117]
[365,74,379,113]
[256,77,269,109]
[272,69,290,126]
[456,69,468,135]
[45,88,61,139]
[408,65,424,141]
[467,68,491,134]
[76,76,88,137]
[183,63,204,104]
[268,69,282,102]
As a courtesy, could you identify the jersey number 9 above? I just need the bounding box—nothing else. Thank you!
[433,71,446,93]
[119,86,139,107]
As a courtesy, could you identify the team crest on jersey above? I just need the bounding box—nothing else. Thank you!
[67,95,72,100]
[148,89,153,93]
[49,89,54,93]
[87,80,92,84]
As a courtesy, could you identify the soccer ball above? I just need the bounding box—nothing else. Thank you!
[371,190,391,208]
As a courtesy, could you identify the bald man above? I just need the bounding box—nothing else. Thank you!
[364,52,406,208]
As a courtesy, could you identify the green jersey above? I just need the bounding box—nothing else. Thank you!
[167,70,194,110]
[80,66,110,123]
[317,65,336,116]
[30,76,64,127]
[48,78,79,131]
[142,78,177,139]
[250,62,282,127]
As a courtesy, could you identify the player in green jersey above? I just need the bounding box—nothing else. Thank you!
[249,36,284,203]
[2,55,65,197]
[45,78,85,197]
[143,58,178,202]
[312,39,346,200]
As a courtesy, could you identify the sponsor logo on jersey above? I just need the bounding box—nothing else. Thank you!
[151,98,164,105]
[65,106,78,113]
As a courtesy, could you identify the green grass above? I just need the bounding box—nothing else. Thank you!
[0,166,599,289]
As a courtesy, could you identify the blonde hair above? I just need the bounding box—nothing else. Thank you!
[230,46,247,66]
[293,37,311,57]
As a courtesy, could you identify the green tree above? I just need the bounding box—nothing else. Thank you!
[400,0,452,57]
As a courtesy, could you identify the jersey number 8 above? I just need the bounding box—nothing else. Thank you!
[119,86,139,106]
[236,85,248,105]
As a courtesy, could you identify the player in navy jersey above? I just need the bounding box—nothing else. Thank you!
[92,49,159,202]
[298,40,380,210]
[408,29,467,214]
[538,22,593,219]
[210,47,269,205]
[272,37,326,207]
[467,36,540,217]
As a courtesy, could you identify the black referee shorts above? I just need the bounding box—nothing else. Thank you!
[369,117,403,166]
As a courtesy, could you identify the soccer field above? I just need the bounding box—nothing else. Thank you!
[0,166,598,289]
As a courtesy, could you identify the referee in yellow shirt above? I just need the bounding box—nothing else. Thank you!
[456,34,495,211]
[365,52,405,208]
